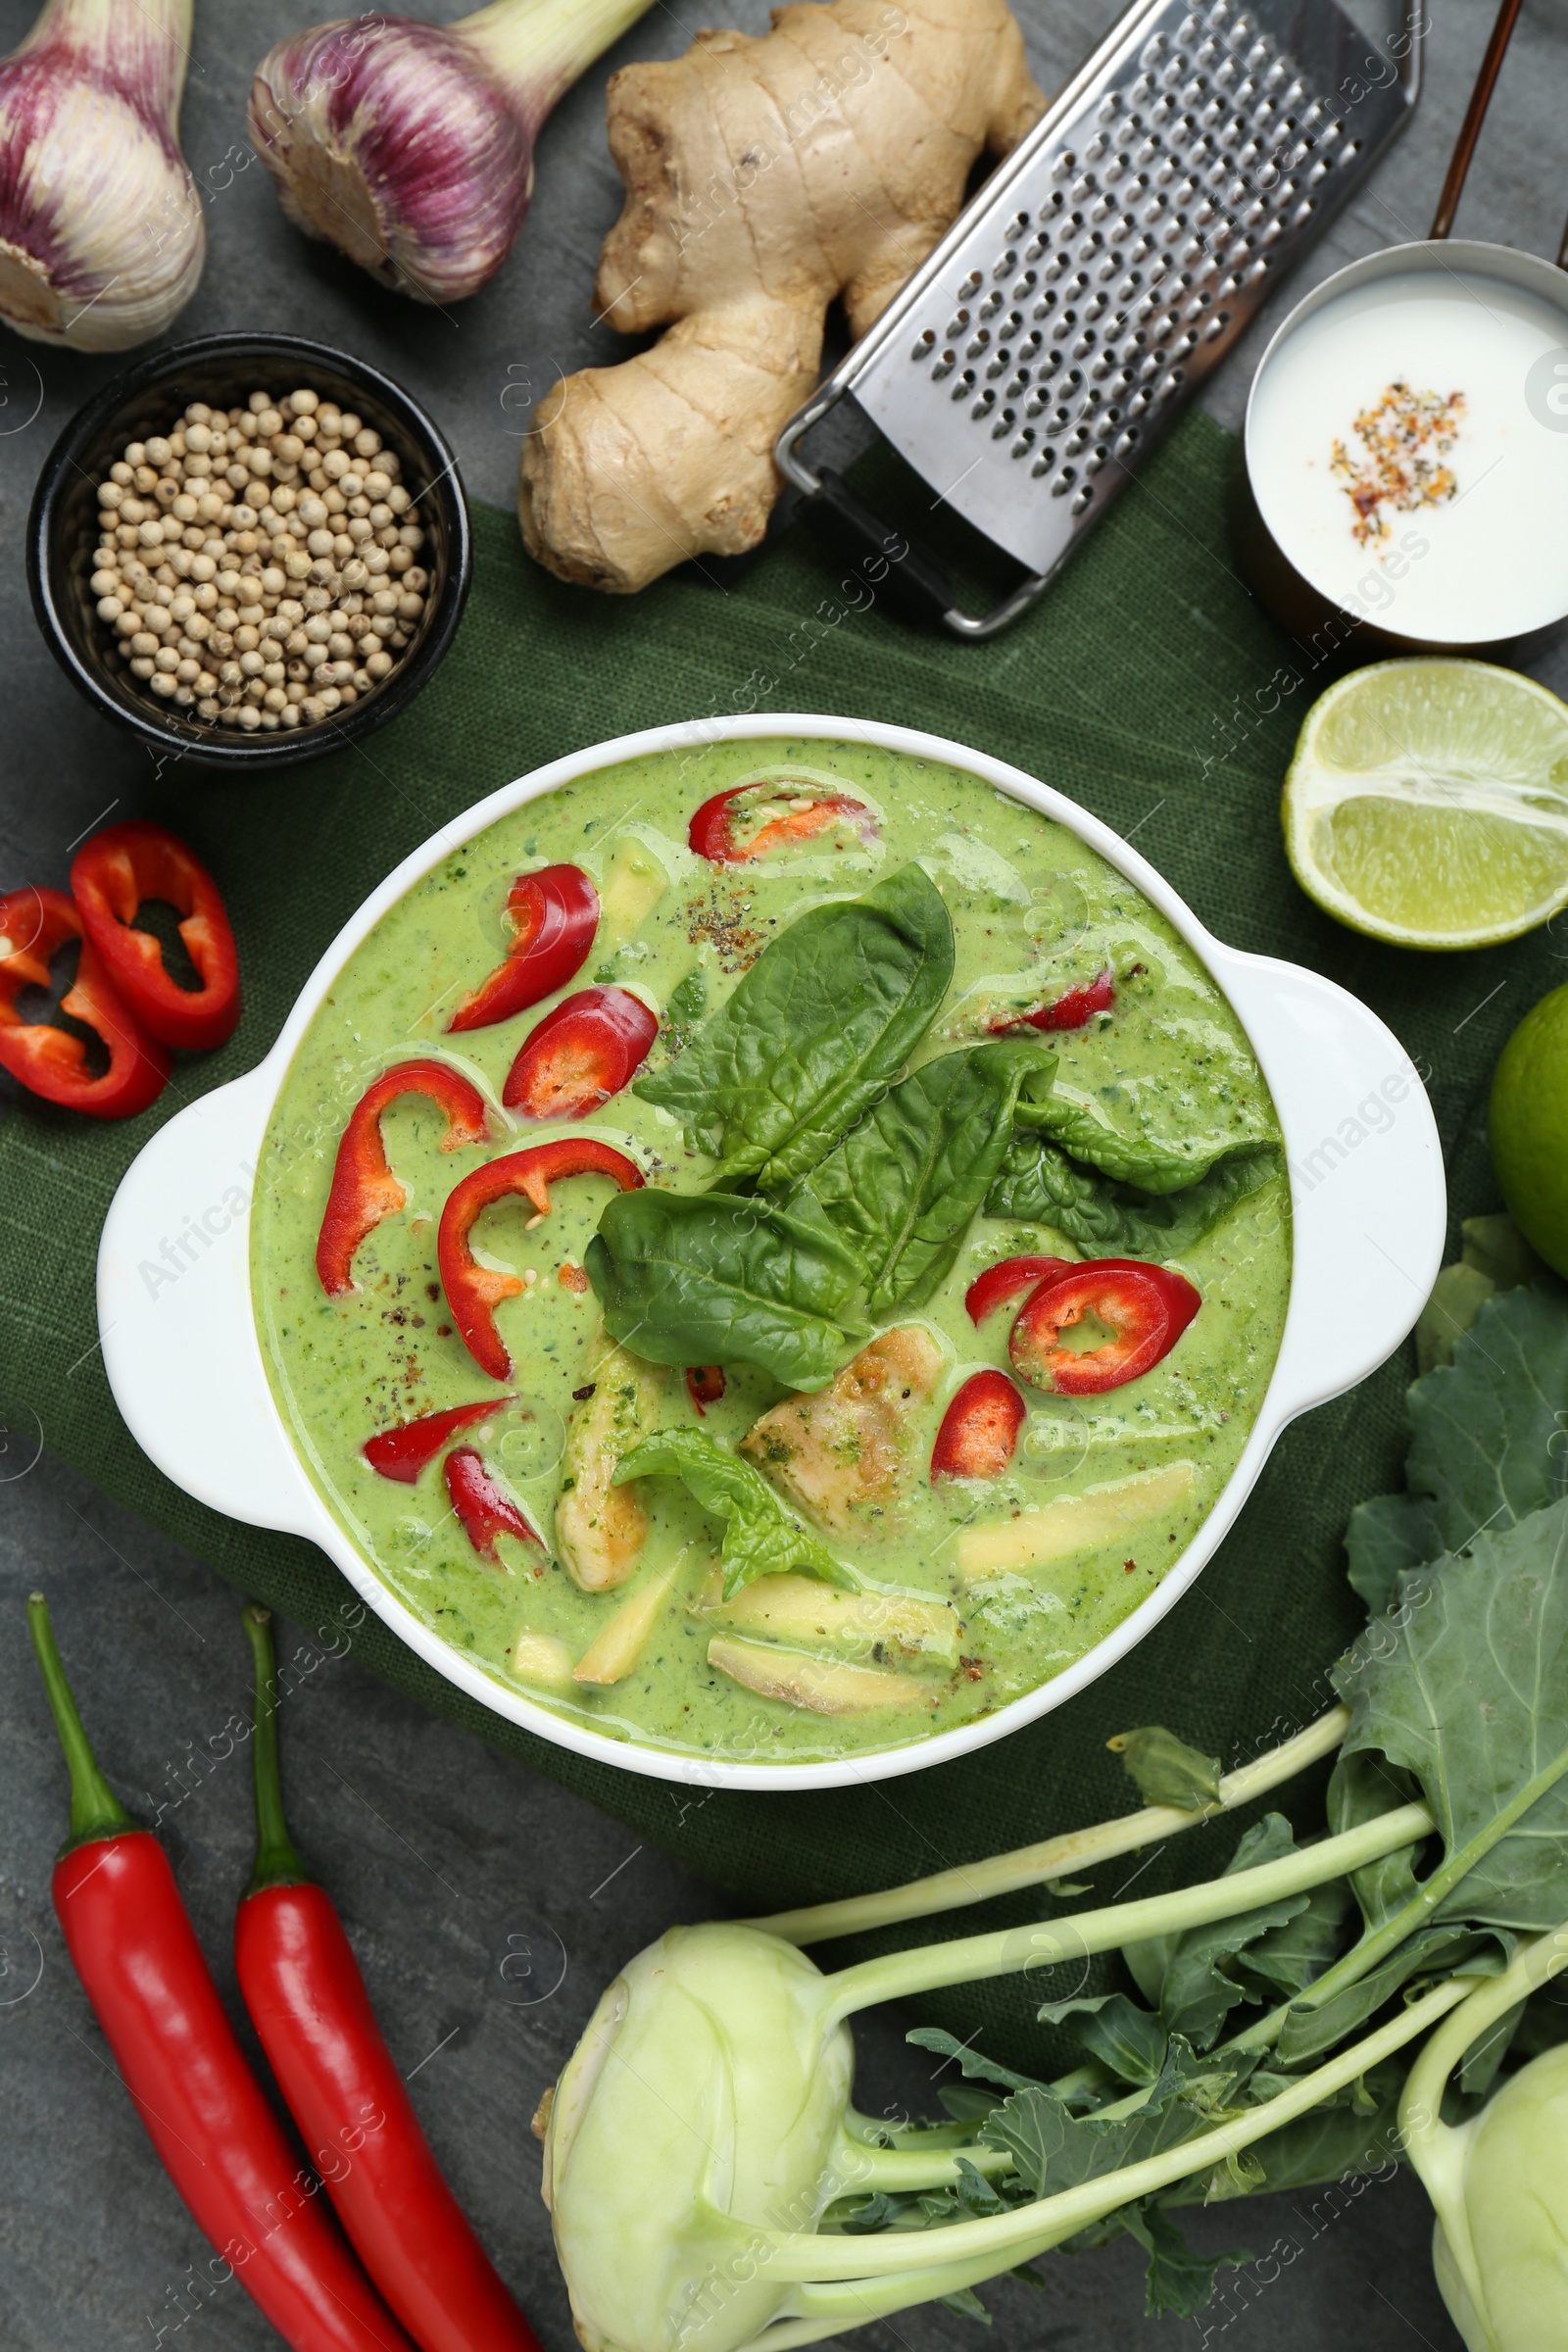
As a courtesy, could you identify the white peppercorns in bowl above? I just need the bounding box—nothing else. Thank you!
[28,334,471,770]
[94,387,428,735]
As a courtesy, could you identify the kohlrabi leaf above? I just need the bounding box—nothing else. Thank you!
[1123,2206,1253,2322]
[1326,1748,1428,1934]
[801,1039,1054,1310]
[905,2027,1048,2098]
[1107,1725,1223,1812]
[1346,1282,1568,1605]
[1274,1925,1510,2067]
[1231,1877,1354,1998]
[979,2037,1220,2198]
[635,862,954,1185]
[613,1427,855,1598]
[1036,1991,1168,2086]
[1333,1499,1568,1933]
[587,1188,867,1390]
[983,1135,1278,1259]
[1156,1816,1312,2050]
[1162,2058,1409,2203]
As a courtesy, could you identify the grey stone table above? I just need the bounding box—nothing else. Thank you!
[4,0,1563,2344]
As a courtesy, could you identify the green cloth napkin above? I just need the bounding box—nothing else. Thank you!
[0,413,1545,2064]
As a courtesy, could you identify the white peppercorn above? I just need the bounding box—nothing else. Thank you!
[91,386,433,737]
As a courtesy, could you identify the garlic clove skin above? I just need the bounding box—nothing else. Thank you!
[0,0,204,352]
[248,18,531,309]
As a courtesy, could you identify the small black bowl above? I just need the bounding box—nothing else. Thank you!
[27,331,472,771]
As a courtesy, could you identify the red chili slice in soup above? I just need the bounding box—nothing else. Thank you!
[502,987,658,1120]
[444,1446,543,1563]
[447,864,599,1033]
[363,1398,509,1484]
[931,1371,1026,1481]
[1009,1260,1200,1396]
[688,781,877,865]
[965,1254,1073,1325]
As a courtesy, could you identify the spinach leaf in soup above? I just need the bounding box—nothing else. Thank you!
[985,1135,1279,1260]
[586,1188,868,1390]
[1013,1088,1253,1194]
[803,1038,1055,1311]
[635,862,955,1186]
[616,1427,856,1598]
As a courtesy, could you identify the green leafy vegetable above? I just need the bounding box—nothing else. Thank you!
[614,1427,855,1598]
[905,2029,1047,2100]
[801,1039,1054,1310]
[984,1134,1279,1259]
[1123,2206,1253,2322]
[1011,1087,1253,1194]
[1335,1500,1568,1933]
[586,1188,867,1390]
[1155,1817,1312,2050]
[635,862,955,1185]
[1107,1725,1223,1812]
[1036,1993,1169,2087]
[1346,1281,1568,1612]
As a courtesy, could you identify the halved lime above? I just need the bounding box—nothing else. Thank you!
[1282,660,1568,950]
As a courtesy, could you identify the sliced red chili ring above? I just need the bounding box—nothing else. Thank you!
[363,1397,511,1484]
[931,1370,1026,1481]
[965,1253,1072,1326]
[989,969,1114,1035]
[502,986,658,1121]
[447,864,599,1034]
[1008,1260,1200,1396]
[0,885,170,1119]
[316,1060,489,1297]
[438,1139,643,1380]
[71,819,242,1053]
[444,1446,542,1563]
[685,1365,726,1414]
[688,781,877,865]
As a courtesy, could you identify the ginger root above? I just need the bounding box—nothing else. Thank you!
[517,0,1045,594]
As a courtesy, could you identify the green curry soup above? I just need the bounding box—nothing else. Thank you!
[252,738,1291,1763]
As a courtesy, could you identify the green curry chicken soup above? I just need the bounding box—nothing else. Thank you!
[251,737,1291,1765]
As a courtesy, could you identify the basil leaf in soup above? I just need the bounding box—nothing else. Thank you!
[803,1038,1056,1311]
[586,1189,868,1389]
[635,861,955,1186]
[985,1136,1280,1260]
[615,1427,856,1598]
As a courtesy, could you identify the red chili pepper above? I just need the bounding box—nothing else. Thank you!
[235,1609,544,2352]
[1009,1259,1200,1395]
[447,865,599,1034]
[444,1446,543,1562]
[317,1060,489,1297]
[501,986,658,1121]
[931,1371,1026,1481]
[965,1253,1073,1326]
[686,1365,727,1414]
[26,1594,416,2352]
[989,969,1114,1035]
[0,886,170,1118]
[438,1139,643,1380]
[363,1398,510,1484]
[70,819,242,1053]
[688,781,877,865]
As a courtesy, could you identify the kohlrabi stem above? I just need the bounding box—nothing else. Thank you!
[831,2132,1015,2194]
[459,0,652,135]
[821,1800,1432,2024]
[751,1971,1475,2303]
[756,1707,1351,1946]
[1226,1735,1568,2056]
[1396,1919,1568,2337]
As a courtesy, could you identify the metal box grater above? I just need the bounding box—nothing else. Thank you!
[776,0,1419,636]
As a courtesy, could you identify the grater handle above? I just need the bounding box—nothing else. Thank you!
[800,469,957,630]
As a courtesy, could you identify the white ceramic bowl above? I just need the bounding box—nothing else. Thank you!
[99,715,1446,1792]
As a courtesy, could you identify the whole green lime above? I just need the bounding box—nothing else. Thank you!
[1490,982,1568,1276]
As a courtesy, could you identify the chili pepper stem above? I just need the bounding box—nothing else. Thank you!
[26,1592,137,1852]
[242,1604,309,1896]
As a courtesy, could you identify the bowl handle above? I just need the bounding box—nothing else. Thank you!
[1207,948,1446,1434]
[97,1064,321,1537]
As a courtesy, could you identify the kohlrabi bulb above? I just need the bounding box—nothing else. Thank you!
[543,1924,855,2352]
[1431,2044,1568,2352]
